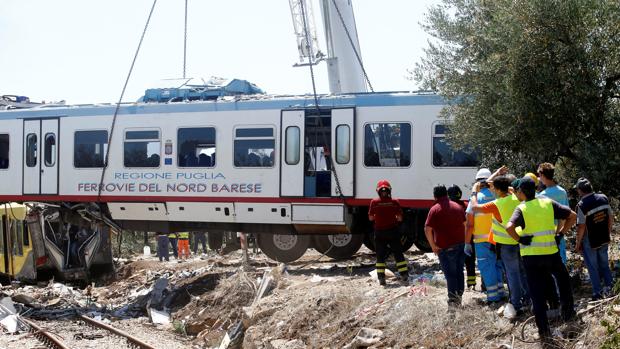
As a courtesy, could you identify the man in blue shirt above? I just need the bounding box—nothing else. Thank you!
[536,162,569,264]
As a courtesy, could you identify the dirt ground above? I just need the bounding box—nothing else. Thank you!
[2,241,620,349]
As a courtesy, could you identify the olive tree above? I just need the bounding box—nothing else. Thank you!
[414,0,620,193]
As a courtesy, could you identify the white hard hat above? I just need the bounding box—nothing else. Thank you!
[475,168,492,181]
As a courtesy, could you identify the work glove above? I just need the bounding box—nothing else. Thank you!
[555,234,563,246]
[518,235,533,246]
[464,243,473,257]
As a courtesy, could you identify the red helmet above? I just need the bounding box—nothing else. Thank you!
[376,179,392,192]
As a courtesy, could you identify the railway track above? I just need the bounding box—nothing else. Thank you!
[21,315,156,349]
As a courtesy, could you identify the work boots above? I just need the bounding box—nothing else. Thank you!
[378,275,386,286]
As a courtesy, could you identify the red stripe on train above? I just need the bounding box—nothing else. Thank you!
[0,195,436,208]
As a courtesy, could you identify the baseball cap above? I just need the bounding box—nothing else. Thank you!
[574,177,592,191]
[515,176,536,192]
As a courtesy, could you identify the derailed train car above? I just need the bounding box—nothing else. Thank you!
[0,92,478,265]
[0,202,113,281]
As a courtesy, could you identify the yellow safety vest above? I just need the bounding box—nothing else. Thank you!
[491,194,521,245]
[517,198,558,256]
[473,212,493,243]
[178,232,190,239]
[168,233,177,239]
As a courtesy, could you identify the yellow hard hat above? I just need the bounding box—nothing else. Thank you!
[524,172,539,186]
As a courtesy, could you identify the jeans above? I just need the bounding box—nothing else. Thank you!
[582,238,613,297]
[157,235,169,261]
[498,244,529,309]
[475,242,505,301]
[438,243,465,304]
[193,233,207,254]
[169,237,178,258]
[522,252,575,336]
[558,235,567,264]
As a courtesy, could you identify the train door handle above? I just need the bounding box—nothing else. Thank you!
[224,207,230,216]
[40,169,44,173]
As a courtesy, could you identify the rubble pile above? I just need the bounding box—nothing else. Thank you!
[0,244,619,348]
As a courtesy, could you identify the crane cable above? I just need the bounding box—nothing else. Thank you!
[329,0,373,92]
[96,0,158,212]
[183,0,188,79]
[299,0,345,199]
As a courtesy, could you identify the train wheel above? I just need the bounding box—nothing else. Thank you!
[256,234,310,263]
[312,234,364,260]
[207,232,223,251]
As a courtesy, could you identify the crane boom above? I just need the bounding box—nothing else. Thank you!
[289,0,324,65]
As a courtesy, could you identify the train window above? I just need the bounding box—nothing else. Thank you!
[285,126,300,165]
[177,127,216,167]
[26,133,37,167]
[364,123,411,167]
[0,134,8,169]
[124,130,161,168]
[335,125,350,164]
[22,221,29,247]
[234,127,275,167]
[75,130,108,168]
[11,221,23,256]
[432,124,480,167]
[44,133,56,167]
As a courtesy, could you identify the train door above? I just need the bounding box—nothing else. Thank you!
[280,108,355,198]
[280,110,305,196]
[330,108,354,197]
[23,118,59,195]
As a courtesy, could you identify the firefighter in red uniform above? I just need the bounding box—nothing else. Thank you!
[369,180,409,286]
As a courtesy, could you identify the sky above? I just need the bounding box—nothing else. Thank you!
[0,0,440,104]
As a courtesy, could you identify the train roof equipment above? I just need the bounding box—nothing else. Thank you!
[140,77,265,103]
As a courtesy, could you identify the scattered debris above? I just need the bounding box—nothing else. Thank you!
[343,327,384,349]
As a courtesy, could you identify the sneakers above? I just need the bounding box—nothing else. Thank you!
[503,303,517,319]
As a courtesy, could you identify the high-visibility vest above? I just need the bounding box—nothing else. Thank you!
[517,198,558,256]
[491,194,521,245]
[472,189,494,243]
[178,232,190,239]
[168,233,177,239]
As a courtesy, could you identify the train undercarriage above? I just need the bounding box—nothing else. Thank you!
[14,202,430,283]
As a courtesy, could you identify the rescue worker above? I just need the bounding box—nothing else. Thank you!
[470,174,530,318]
[425,185,467,307]
[368,180,409,286]
[448,185,477,290]
[157,232,170,262]
[177,232,190,259]
[465,168,505,304]
[193,231,208,255]
[506,176,576,339]
[168,232,179,259]
[537,163,569,264]
[574,178,615,300]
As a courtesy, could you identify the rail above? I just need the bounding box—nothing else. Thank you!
[79,314,156,349]
[21,317,70,349]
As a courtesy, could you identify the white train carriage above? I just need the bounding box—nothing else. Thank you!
[0,92,478,262]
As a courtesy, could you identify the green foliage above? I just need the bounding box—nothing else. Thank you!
[414,0,620,193]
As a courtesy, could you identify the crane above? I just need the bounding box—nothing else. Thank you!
[289,0,368,94]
